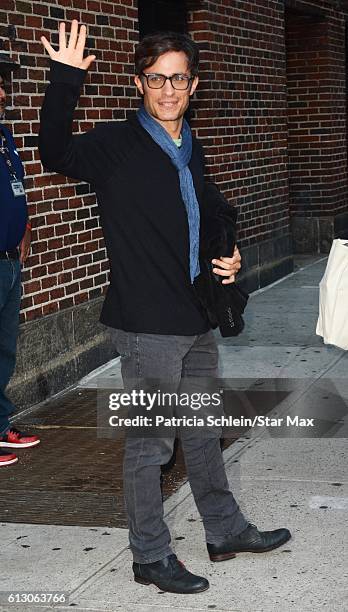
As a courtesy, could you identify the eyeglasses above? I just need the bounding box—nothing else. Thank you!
[141,72,194,90]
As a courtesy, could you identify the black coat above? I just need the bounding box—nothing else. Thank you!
[195,183,248,337]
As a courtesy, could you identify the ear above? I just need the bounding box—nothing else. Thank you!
[189,75,199,97]
[134,75,144,96]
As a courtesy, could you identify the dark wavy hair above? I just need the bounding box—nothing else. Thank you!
[135,31,199,76]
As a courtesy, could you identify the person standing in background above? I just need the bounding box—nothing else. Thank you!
[0,53,40,467]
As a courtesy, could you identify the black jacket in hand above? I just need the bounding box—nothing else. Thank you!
[195,182,249,337]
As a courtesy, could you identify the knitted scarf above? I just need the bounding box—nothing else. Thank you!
[137,105,200,283]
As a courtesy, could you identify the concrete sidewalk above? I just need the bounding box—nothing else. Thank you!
[1,255,347,612]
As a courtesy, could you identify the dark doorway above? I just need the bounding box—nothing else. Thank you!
[138,0,188,38]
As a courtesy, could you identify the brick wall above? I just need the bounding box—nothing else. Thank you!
[285,0,348,251]
[188,0,290,249]
[187,0,348,257]
[1,0,139,325]
[185,0,294,288]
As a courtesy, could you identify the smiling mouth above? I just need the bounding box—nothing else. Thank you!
[158,101,178,107]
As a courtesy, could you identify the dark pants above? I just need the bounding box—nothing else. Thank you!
[112,329,248,564]
[0,259,21,436]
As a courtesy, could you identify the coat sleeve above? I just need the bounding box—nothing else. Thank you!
[200,182,238,259]
[39,59,115,185]
[195,138,237,230]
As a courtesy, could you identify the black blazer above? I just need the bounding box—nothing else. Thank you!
[195,182,248,337]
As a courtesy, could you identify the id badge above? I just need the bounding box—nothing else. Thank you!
[11,180,25,197]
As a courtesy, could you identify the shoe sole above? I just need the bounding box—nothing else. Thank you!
[134,576,209,594]
[0,440,40,449]
[0,456,18,466]
[209,534,292,562]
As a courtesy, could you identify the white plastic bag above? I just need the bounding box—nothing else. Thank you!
[316,239,348,350]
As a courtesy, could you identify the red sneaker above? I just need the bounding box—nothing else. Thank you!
[0,449,18,465]
[0,427,40,449]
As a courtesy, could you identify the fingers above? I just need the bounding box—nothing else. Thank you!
[76,24,87,55]
[212,257,232,270]
[81,54,96,70]
[219,253,241,264]
[213,265,240,276]
[41,20,95,70]
[212,254,241,282]
[40,35,55,57]
[222,275,235,285]
[68,18,79,49]
[212,256,241,269]
[212,260,237,284]
[59,21,66,50]
[212,245,241,279]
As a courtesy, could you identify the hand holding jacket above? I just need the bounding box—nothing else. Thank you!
[195,182,248,337]
[212,246,241,285]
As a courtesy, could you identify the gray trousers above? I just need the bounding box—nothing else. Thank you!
[112,329,248,564]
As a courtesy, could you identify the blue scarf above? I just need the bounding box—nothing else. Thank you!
[137,105,200,283]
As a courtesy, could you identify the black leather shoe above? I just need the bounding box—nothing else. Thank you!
[207,523,291,562]
[133,553,209,593]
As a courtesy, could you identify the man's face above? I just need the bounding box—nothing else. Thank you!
[0,75,6,118]
[134,51,198,128]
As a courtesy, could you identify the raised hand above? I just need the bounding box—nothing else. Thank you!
[41,19,96,70]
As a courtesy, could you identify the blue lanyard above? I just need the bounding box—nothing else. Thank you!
[0,129,18,180]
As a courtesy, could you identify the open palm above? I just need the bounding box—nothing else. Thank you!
[41,19,96,70]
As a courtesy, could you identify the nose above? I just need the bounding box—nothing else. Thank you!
[162,78,175,95]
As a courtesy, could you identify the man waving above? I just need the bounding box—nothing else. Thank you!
[39,21,290,595]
